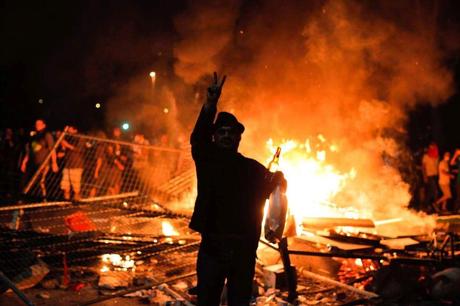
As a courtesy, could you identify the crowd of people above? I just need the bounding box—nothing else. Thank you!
[1,119,460,216]
[421,142,460,214]
[0,119,186,203]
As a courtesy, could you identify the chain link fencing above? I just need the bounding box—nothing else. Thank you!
[0,130,198,299]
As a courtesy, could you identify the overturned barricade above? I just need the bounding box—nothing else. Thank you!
[0,132,199,305]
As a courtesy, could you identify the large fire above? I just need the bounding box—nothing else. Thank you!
[266,137,361,227]
[268,137,359,213]
[265,136,434,237]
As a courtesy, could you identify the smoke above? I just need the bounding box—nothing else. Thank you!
[173,0,242,84]
[173,0,455,235]
[234,1,452,142]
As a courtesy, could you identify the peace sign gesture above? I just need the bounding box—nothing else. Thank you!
[207,72,226,104]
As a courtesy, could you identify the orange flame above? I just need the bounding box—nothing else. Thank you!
[162,220,179,236]
[265,136,435,237]
[100,253,135,271]
[266,137,361,230]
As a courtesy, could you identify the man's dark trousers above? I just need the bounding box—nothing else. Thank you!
[196,235,258,306]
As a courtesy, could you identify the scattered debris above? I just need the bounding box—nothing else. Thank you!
[431,267,460,300]
[98,270,133,289]
[40,278,59,289]
[36,292,50,299]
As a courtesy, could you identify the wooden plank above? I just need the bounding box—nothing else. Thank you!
[302,217,375,229]
[0,201,71,211]
[294,235,374,251]
[380,237,420,250]
[322,231,381,246]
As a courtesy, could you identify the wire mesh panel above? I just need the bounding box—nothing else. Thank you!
[0,203,199,297]
[0,131,199,301]
[22,132,194,203]
[0,191,198,300]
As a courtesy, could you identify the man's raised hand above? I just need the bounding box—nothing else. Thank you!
[207,72,226,104]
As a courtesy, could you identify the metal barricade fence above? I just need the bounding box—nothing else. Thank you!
[22,132,194,202]
[0,131,198,299]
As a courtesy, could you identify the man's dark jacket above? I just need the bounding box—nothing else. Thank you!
[190,104,277,240]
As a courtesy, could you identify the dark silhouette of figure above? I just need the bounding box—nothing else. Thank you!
[422,142,439,211]
[20,119,58,199]
[434,152,454,213]
[60,126,84,200]
[190,73,286,305]
[0,128,22,201]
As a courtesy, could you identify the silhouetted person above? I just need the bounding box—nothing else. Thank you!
[0,128,22,200]
[132,133,150,193]
[105,143,125,194]
[20,119,58,199]
[60,126,84,200]
[190,73,286,305]
[89,131,110,197]
[422,142,439,211]
[111,126,132,192]
[434,152,453,213]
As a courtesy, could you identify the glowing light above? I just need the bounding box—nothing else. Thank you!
[121,122,130,130]
[95,103,101,109]
[38,99,44,104]
[149,71,156,88]
[102,254,121,265]
[101,254,135,269]
[374,218,403,226]
[316,150,326,161]
[265,138,360,233]
[162,221,179,236]
[163,108,169,114]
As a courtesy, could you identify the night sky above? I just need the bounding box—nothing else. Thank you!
[1,1,185,131]
[1,0,460,152]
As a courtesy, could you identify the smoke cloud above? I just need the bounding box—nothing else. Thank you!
[172,0,455,235]
[173,0,241,84]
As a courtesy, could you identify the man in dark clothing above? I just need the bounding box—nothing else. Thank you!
[190,73,286,305]
[0,128,22,200]
[89,133,110,197]
[20,119,58,198]
[60,126,85,200]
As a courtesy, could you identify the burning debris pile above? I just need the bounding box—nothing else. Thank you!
[264,136,435,238]
[0,132,201,305]
[0,194,201,305]
[256,135,460,302]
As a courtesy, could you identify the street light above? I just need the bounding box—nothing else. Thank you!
[149,71,156,87]
[122,122,130,130]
